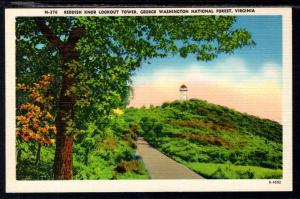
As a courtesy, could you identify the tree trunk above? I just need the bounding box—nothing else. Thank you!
[35,143,41,166]
[53,131,73,179]
[34,18,85,180]
[53,64,76,180]
[53,58,76,180]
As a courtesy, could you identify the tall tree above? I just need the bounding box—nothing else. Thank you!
[16,16,254,179]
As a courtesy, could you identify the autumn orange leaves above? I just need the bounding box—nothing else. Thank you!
[16,74,56,145]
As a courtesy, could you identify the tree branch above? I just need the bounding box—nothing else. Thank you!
[34,18,64,49]
[67,26,86,48]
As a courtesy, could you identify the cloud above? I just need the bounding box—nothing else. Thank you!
[130,57,282,122]
[134,57,281,87]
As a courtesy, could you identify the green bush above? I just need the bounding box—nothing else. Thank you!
[16,142,54,180]
[17,120,150,180]
[186,162,282,179]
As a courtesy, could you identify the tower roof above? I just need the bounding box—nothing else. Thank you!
[179,84,188,91]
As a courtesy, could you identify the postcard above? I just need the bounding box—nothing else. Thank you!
[5,7,292,192]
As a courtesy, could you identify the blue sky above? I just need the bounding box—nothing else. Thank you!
[132,16,282,79]
[130,16,282,122]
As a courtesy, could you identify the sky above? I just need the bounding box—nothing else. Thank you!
[128,16,282,123]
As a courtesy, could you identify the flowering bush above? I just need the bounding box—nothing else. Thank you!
[16,74,56,145]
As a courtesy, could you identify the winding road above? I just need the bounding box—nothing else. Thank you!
[136,137,204,179]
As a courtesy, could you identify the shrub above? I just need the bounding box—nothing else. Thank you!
[186,162,282,179]
[116,160,144,174]
[140,117,157,132]
[181,133,231,147]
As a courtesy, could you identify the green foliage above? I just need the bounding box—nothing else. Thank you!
[16,142,55,180]
[73,128,149,179]
[155,136,282,169]
[73,157,115,180]
[71,112,148,180]
[162,99,282,142]
[140,117,159,133]
[16,16,255,179]
[123,99,282,179]
[185,162,282,179]
[17,124,149,180]
[16,16,254,135]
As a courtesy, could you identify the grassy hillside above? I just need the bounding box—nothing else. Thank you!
[17,98,282,180]
[122,99,282,179]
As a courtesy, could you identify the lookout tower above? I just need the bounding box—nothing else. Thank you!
[179,84,188,100]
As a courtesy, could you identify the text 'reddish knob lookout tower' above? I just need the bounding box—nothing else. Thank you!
[179,84,188,100]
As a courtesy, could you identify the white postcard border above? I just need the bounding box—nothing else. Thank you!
[5,7,293,192]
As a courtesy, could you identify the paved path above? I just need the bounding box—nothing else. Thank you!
[136,137,204,179]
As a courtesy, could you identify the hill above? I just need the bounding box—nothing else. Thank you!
[121,99,282,179]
